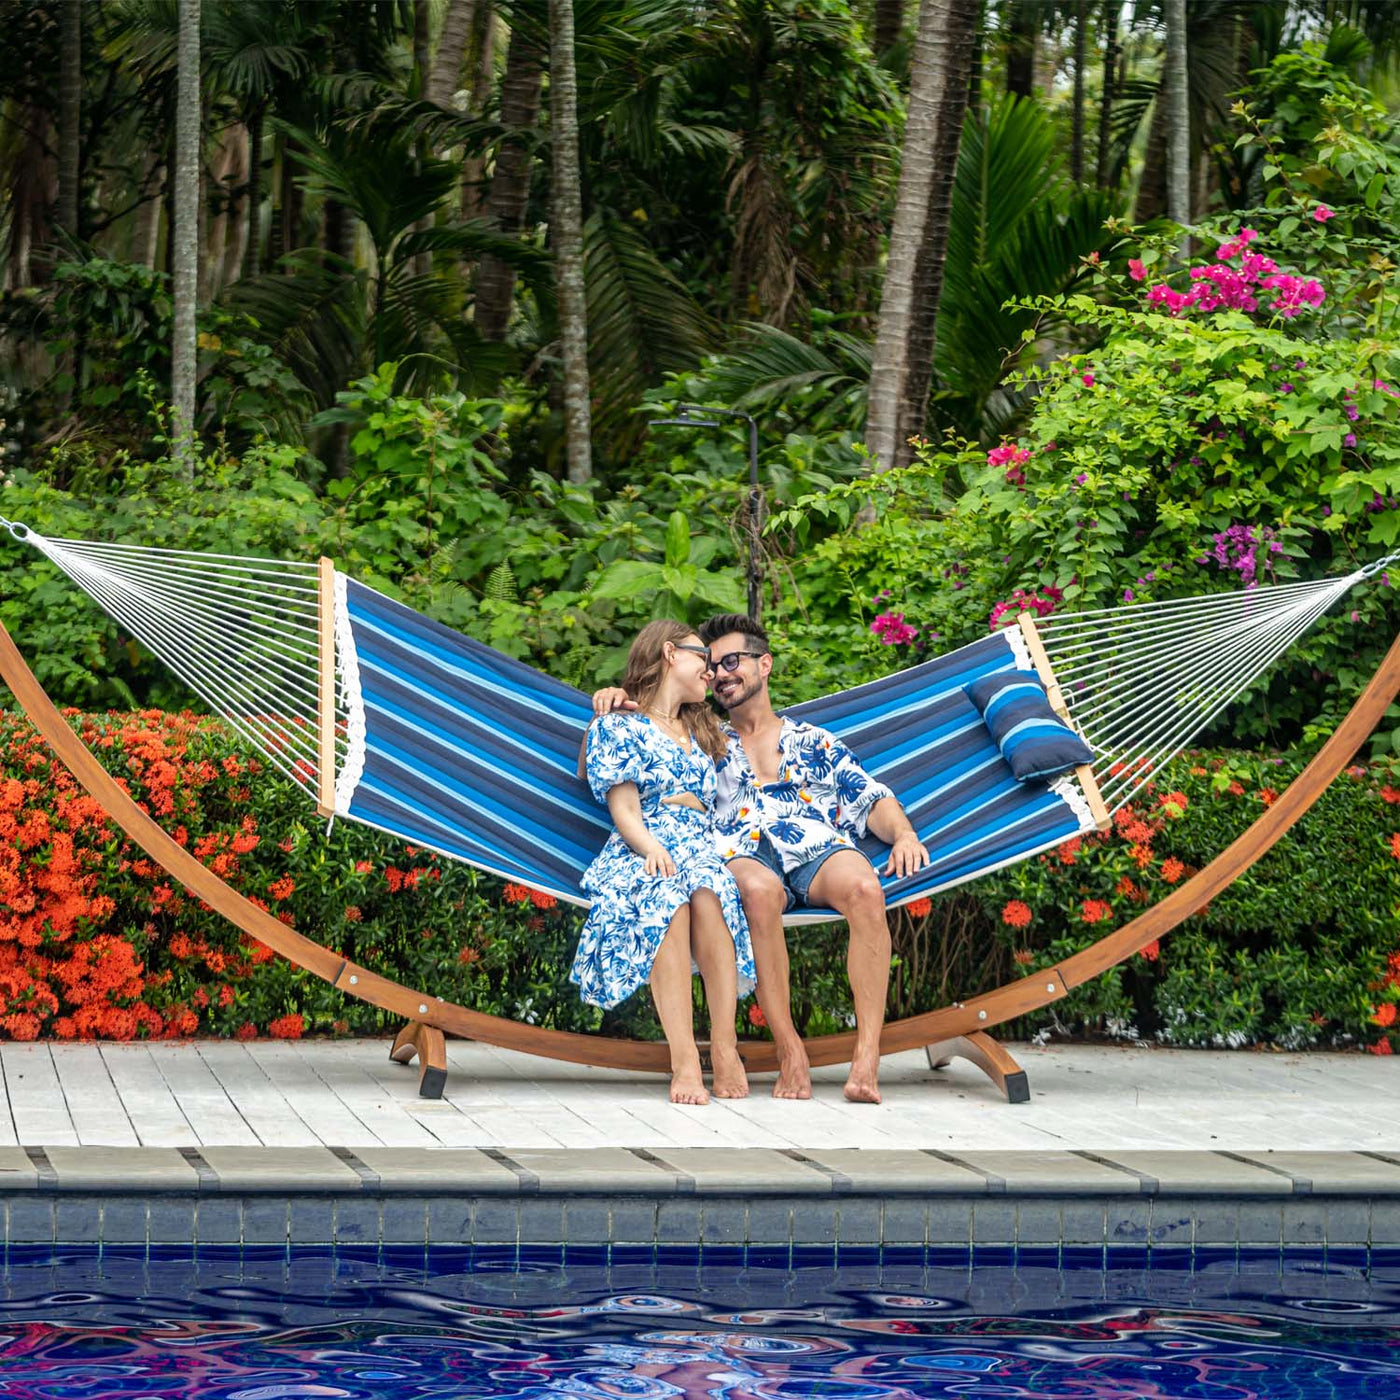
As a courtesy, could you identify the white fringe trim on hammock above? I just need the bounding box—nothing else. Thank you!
[333,571,367,815]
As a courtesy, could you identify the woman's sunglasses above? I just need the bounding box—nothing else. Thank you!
[673,644,765,674]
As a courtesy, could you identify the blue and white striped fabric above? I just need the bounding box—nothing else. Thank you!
[964,672,1096,782]
[334,578,1096,922]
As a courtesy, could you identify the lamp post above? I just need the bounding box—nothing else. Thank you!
[649,403,764,624]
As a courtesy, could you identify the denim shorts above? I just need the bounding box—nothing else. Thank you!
[732,834,872,912]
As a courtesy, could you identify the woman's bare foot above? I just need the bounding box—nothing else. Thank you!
[843,1047,881,1104]
[670,1050,709,1105]
[710,1042,749,1098]
[773,1040,812,1099]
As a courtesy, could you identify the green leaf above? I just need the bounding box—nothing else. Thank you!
[663,511,691,568]
[591,559,664,599]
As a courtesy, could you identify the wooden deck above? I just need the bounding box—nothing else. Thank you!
[0,1039,1390,1151]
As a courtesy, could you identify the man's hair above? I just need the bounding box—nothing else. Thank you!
[699,613,771,653]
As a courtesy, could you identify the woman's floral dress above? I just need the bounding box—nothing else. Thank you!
[572,712,756,1009]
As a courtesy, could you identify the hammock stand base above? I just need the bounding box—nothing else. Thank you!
[2,621,1398,1106]
[384,1021,1034,1103]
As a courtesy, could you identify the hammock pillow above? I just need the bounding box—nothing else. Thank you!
[965,672,1095,782]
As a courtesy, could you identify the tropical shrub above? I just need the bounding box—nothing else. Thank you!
[0,704,1395,1054]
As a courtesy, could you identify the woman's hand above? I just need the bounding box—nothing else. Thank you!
[642,840,676,878]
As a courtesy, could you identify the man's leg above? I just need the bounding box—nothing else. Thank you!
[806,851,890,1104]
[729,857,811,1099]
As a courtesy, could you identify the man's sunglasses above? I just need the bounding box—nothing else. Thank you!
[709,649,766,673]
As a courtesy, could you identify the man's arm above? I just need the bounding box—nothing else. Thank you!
[865,795,929,878]
[592,687,637,715]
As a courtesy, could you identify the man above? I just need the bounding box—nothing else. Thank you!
[592,613,929,1104]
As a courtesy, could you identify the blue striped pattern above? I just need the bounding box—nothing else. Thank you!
[965,671,1095,782]
[341,582,1092,920]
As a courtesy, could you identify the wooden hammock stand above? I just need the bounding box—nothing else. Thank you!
[2,613,1398,1105]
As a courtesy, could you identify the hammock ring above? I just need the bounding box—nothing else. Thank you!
[0,519,30,543]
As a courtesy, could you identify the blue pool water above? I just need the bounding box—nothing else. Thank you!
[1,1246,1399,1398]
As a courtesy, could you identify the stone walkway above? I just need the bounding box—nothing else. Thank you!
[0,1038,1390,1151]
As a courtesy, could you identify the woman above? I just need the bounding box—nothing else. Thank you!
[573,620,755,1105]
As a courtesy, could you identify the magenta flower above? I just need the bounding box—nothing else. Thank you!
[1313,206,1335,222]
[1128,258,1146,282]
[1082,371,1095,387]
[1345,433,1357,447]
[871,611,919,646]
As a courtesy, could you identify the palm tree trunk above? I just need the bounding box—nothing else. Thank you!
[57,0,81,235]
[1005,0,1036,99]
[874,0,903,54]
[241,104,264,278]
[1071,0,1086,183]
[1134,94,1167,222]
[549,0,592,484]
[171,0,201,477]
[866,0,978,473]
[1163,0,1190,245]
[1095,0,1118,188]
[475,22,542,342]
[132,156,163,270]
[428,0,478,104]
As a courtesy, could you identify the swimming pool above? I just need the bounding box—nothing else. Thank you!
[1,1246,1398,1398]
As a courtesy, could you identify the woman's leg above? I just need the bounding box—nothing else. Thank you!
[689,888,748,1099]
[649,903,707,1105]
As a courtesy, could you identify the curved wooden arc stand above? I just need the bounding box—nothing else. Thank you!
[3,622,1398,1102]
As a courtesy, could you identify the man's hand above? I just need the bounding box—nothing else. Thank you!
[884,831,930,878]
[592,687,638,716]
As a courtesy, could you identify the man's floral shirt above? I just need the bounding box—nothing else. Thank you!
[712,718,893,869]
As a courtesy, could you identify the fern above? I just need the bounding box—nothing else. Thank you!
[485,561,518,604]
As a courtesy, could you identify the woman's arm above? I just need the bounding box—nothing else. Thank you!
[606,782,676,877]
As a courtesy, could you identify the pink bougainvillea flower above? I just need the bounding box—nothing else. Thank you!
[1127,258,1146,282]
[1313,205,1335,222]
[1082,371,1095,386]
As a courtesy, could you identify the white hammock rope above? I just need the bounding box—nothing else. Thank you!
[15,528,343,791]
[1039,565,1381,814]
[5,520,1395,834]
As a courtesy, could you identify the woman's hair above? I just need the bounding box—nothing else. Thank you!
[621,619,727,762]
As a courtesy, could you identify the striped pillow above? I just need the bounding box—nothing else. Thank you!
[965,671,1094,782]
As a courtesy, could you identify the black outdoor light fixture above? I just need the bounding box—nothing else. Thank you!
[649,402,764,624]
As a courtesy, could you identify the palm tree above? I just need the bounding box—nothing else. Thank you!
[866,0,978,473]
[1164,0,1189,244]
[57,0,81,235]
[171,0,200,474]
[427,0,479,104]
[549,0,592,483]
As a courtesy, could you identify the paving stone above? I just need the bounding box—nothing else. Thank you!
[647,1149,831,1195]
[1236,1152,1400,1196]
[351,1148,519,1193]
[45,1148,199,1193]
[802,1150,988,1195]
[0,1148,40,1190]
[1096,1151,1292,1196]
[955,1151,1141,1196]
[509,1149,680,1194]
[198,1147,362,1193]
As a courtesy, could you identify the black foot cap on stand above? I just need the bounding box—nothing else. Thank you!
[925,1031,1031,1104]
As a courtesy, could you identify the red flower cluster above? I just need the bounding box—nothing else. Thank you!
[502,882,559,910]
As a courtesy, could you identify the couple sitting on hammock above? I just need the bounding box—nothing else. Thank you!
[573,613,929,1106]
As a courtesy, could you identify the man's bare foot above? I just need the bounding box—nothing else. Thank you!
[710,1043,749,1099]
[669,1052,705,1103]
[773,1042,812,1100]
[843,1049,881,1104]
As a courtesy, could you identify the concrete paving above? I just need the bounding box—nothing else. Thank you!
[0,1037,1391,1151]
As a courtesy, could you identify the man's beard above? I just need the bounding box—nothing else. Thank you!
[713,675,760,712]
